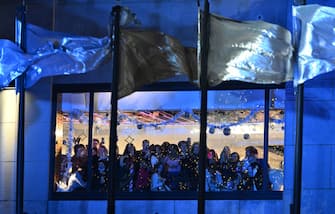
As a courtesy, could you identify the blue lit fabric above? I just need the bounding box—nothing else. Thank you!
[0,24,110,89]
[293,4,335,85]
[0,24,193,98]
[0,39,30,88]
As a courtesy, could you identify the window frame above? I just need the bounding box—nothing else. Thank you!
[49,81,285,200]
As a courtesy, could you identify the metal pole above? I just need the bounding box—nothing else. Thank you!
[291,1,306,213]
[15,1,26,213]
[292,83,304,214]
[107,5,121,214]
[87,93,94,191]
[263,89,270,191]
[198,1,210,214]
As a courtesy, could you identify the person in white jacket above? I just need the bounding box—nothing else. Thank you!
[151,163,171,192]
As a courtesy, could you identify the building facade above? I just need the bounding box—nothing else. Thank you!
[1,0,335,213]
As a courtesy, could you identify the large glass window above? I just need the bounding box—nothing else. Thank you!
[92,92,111,192]
[268,89,285,191]
[51,86,284,198]
[206,89,284,192]
[206,90,266,192]
[116,91,200,192]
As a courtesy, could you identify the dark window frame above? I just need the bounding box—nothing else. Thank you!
[49,81,285,200]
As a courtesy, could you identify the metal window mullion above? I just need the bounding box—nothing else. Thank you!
[49,91,58,199]
[198,1,210,214]
[263,89,270,191]
[15,2,27,214]
[292,1,306,213]
[293,83,304,214]
[87,92,95,191]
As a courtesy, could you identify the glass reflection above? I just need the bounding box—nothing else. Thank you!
[268,89,285,191]
[91,92,111,192]
[53,89,284,194]
[54,93,89,192]
[205,89,284,192]
[116,91,201,192]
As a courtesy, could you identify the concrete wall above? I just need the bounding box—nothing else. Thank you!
[283,69,335,214]
[299,72,335,214]
[0,89,18,214]
[23,78,54,214]
[46,200,284,214]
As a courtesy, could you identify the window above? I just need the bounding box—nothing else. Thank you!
[116,91,200,193]
[206,89,284,193]
[54,92,90,193]
[50,83,284,199]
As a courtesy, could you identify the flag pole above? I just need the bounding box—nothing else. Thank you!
[198,1,210,214]
[292,83,304,214]
[291,1,306,214]
[15,1,26,213]
[107,5,121,214]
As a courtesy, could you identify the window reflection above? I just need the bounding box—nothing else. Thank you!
[92,92,111,192]
[116,111,200,192]
[268,89,285,191]
[54,93,89,192]
[53,89,284,194]
[116,91,201,192]
[205,90,285,192]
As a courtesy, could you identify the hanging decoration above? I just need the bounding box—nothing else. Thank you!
[209,126,215,134]
[137,124,143,129]
[117,109,284,135]
[223,127,231,136]
[119,111,186,129]
[62,112,74,183]
[184,111,190,118]
[125,136,135,144]
[190,109,259,129]
[270,118,283,124]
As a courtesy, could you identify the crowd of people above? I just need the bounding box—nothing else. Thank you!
[55,138,271,193]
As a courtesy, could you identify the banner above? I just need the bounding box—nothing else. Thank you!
[199,12,293,86]
[0,25,193,98]
[0,24,110,89]
[293,4,335,85]
[118,29,193,98]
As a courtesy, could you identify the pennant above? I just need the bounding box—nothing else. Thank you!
[293,4,335,85]
[199,12,293,86]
